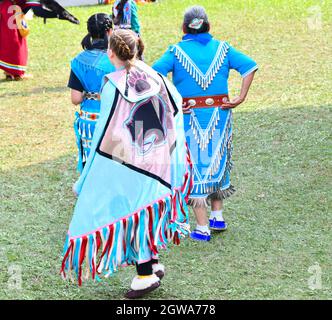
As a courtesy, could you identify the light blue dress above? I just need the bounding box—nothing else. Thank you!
[153,33,258,207]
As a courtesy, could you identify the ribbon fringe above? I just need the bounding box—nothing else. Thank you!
[61,144,193,285]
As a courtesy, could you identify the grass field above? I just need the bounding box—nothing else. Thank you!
[0,0,331,300]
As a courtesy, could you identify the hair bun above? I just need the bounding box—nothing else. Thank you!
[103,19,113,32]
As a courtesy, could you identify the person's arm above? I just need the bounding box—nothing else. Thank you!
[152,47,175,77]
[222,44,258,109]
[67,70,84,105]
[71,90,83,105]
[222,70,256,109]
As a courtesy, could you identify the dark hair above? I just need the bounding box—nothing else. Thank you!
[183,6,210,34]
[112,0,128,26]
[136,37,145,61]
[108,29,144,68]
[81,13,113,50]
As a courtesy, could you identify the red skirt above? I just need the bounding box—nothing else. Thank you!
[0,0,28,76]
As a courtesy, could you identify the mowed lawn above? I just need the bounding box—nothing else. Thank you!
[0,0,331,300]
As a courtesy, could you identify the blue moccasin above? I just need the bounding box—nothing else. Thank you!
[209,218,228,231]
[190,229,211,242]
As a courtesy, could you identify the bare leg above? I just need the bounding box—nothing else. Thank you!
[190,205,212,240]
[193,206,209,226]
[211,199,223,211]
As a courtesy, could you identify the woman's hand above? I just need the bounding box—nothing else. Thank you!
[221,96,245,109]
[72,183,79,197]
[71,89,83,105]
[222,70,257,110]
[182,104,192,114]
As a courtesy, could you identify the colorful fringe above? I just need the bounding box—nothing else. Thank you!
[61,145,193,285]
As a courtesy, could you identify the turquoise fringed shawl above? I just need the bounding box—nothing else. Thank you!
[61,61,193,285]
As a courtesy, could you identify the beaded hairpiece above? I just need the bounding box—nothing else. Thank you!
[188,18,204,30]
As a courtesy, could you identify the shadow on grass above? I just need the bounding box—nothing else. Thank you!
[1,104,331,300]
[0,78,10,84]
[0,85,68,99]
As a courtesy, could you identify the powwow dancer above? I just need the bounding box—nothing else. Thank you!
[61,30,193,299]
[153,6,258,241]
[68,13,115,173]
[112,0,141,35]
[0,0,79,80]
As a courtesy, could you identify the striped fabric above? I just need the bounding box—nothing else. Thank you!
[0,59,27,71]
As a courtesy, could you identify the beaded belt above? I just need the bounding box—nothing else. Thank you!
[183,94,229,109]
[79,110,100,121]
[83,91,100,101]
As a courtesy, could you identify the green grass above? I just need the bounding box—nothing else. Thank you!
[0,0,331,300]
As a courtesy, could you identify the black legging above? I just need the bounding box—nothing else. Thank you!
[136,259,158,276]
